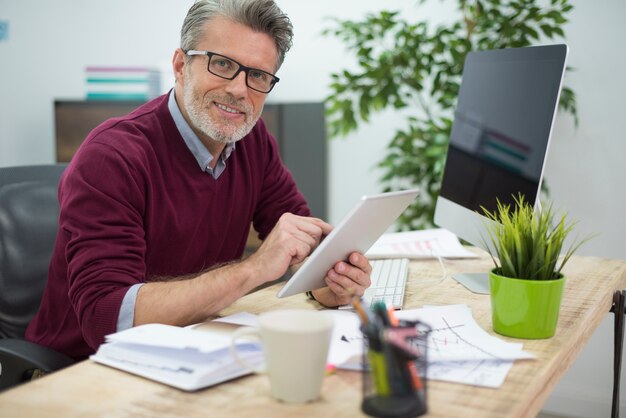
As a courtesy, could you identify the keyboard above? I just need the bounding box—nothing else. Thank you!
[362,258,409,309]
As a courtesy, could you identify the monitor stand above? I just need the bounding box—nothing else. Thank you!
[452,272,490,294]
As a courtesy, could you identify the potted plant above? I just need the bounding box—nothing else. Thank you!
[482,194,588,339]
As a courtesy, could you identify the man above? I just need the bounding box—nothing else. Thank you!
[26,0,371,360]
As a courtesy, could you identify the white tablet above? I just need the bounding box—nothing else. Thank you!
[276,188,420,298]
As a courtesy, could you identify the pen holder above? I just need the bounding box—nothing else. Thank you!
[360,321,430,418]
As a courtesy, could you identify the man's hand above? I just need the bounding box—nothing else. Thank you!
[245,213,333,285]
[311,252,372,307]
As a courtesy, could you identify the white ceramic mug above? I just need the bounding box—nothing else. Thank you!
[230,309,334,403]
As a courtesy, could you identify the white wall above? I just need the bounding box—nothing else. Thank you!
[0,0,190,164]
[533,1,626,416]
[1,1,625,416]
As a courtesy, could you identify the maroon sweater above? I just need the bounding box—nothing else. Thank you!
[25,94,310,359]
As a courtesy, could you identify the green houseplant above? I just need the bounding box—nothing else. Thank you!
[325,0,577,230]
[482,194,588,338]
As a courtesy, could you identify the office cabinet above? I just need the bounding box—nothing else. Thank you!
[260,102,327,220]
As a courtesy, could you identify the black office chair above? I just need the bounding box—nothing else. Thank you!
[0,164,74,390]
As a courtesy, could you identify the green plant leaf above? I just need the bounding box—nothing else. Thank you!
[481,193,590,280]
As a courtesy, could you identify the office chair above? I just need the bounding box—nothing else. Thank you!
[0,164,74,390]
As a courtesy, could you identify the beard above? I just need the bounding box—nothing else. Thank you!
[182,75,262,145]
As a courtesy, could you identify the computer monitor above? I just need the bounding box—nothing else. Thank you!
[434,44,568,294]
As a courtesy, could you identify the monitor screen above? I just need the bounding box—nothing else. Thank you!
[434,44,568,258]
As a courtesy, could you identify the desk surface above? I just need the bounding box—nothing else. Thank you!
[1,251,625,418]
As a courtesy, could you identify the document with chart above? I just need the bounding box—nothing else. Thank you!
[328,304,534,388]
[365,228,478,259]
[396,304,535,388]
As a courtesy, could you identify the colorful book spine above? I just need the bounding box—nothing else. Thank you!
[85,67,161,101]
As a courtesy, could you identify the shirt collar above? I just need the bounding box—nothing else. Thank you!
[167,89,236,172]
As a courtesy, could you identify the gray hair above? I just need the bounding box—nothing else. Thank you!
[180,0,293,70]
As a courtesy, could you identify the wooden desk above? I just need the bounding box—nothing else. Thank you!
[1,253,625,418]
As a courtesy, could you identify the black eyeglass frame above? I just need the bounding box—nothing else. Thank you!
[185,49,280,93]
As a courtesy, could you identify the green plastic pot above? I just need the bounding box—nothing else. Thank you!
[489,269,565,339]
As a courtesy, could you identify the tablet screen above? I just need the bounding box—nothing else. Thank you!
[276,188,419,298]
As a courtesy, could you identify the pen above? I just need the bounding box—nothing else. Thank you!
[387,306,399,327]
[352,297,369,325]
[363,322,391,396]
[387,343,417,397]
[371,302,415,396]
[384,326,425,393]
[372,301,391,327]
[381,338,413,397]
[407,361,423,391]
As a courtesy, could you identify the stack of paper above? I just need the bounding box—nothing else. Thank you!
[90,323,262,391]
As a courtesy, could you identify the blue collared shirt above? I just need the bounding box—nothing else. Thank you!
[116,89,236,332]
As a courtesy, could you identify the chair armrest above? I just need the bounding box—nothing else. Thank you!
[0,339,74,390]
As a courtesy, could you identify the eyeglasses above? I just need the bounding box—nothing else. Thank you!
[185,50,280,94]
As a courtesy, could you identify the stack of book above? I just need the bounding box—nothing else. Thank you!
[91,321,263,391]
[85,66,161,101]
